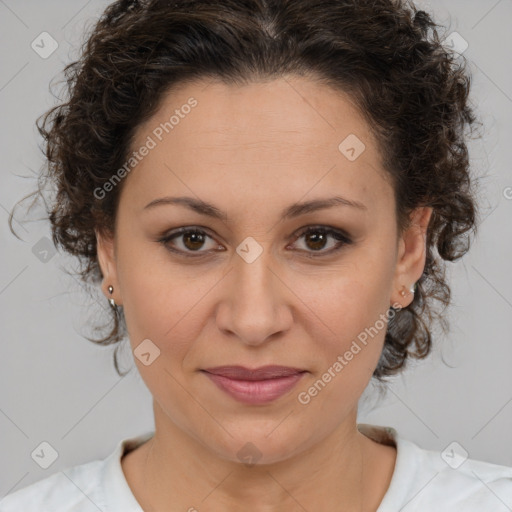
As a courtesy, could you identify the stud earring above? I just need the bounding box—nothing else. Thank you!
[108,285,116,308]
[400,283,416,297]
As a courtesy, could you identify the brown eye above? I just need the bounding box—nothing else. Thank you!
[182,231,207,251]
[158,227,219,256]
[158,225,352,259]
[291,226,353,257]
[304,231,329,251]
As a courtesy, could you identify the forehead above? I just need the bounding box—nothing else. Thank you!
[124,77,393,216]
[136,77,374,150]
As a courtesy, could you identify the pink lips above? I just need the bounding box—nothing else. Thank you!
[202,365,306,404]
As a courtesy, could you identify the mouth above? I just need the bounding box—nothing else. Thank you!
[200,365,307,405]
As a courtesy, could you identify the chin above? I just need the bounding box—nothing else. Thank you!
[203,424,312,467]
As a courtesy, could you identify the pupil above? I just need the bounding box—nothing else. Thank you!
[184,232,204,250]
[306,232,326,250]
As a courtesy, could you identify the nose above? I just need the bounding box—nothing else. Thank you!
[215,247,293,347]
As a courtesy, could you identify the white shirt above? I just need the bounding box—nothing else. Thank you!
[1,424,511,511]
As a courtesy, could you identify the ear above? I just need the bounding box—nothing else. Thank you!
[96,229,122,306]
[391,206,433,308]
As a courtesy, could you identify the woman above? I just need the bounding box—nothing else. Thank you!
[3,0,512,510]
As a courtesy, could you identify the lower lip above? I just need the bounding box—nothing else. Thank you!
[202,371,306,404]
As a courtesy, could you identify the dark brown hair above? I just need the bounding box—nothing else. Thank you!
[10,0,481,380]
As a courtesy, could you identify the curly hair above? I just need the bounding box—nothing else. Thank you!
[9,0,481,380]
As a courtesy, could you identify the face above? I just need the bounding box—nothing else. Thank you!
[97,76,431,464]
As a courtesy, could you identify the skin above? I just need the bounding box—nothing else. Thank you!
[96,76,432,511]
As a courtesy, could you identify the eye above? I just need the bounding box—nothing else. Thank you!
[289,226,353,257]
[158,225,352,259]
[158,227,221,257]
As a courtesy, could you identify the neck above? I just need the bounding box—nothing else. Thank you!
[137,401,372,512]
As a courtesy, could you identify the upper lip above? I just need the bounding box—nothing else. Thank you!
[202,365,306,381]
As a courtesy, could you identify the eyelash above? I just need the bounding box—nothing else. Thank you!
[157,225,353,259]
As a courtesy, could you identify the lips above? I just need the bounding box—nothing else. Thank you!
[201,366,307,405]
[202,365,306,381]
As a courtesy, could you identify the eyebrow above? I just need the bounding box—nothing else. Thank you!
[143,195,367,221]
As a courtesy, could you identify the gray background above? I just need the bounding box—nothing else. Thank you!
[1,0,511,498]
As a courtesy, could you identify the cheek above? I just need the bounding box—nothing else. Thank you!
[293,280,389,419]
[116,243,218,368]
[297,258,392,342]
[115,243,175,359]
[293,254,394,391]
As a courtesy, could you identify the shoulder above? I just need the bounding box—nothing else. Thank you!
[408,440,512,509]
[381,429,512,510]
[0,458,106,512]
[358,424,512,511]
[0,433,152,512]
